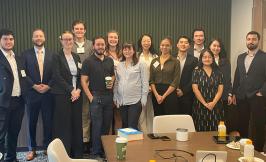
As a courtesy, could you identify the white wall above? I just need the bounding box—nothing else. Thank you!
[231,0,253,80]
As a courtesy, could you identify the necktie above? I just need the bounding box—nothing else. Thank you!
[37,50,44,81]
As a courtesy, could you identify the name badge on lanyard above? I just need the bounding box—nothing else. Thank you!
[77,47,85,54]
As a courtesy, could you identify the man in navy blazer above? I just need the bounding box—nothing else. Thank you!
[0,29,28,162]
[233,31,266,152]
[21,29,54,160]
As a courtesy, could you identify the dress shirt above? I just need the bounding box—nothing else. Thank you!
[150,56,180,88]
[114,61,149,107]
[1,48,21,96]
[177,53,187,76]
[34,46,45,62]
[66,54,78,89]
[193,45,204,59]
[244,49,258,73]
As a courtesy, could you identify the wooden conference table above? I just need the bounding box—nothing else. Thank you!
[102,132,266,162]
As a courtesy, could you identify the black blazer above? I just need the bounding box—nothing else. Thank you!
[0,50,29,108]
[51,50,82,95]
[176,54,198,95]
[233,50,266,99]
[218,58,232,100]
[21,48,55,103]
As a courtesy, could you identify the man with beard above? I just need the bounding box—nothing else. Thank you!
[233,31,266,152]
[81,36,114,159]
[21,29,55,160]
[0,29,28,162]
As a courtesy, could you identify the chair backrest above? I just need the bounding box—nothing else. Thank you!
[153,115,196,133]
[47,138,70,162]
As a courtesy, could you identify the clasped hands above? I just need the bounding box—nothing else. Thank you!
[33,84,50,94]
[71,88,81,102]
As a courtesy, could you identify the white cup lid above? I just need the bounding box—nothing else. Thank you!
[116,137,127,143]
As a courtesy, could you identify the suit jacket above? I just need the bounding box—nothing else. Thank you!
[0,50,29,108]
[174,53,198,96]
[233,50,266,99]
[51,50,81,95]
[21,48,55,103]
[218,58,232,100]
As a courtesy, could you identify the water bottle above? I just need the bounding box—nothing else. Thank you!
[244,140,254,162]
[218,121,226,136]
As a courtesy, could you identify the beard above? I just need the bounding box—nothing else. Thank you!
[247,43,258,51]
[94,49,105,55]
[33,42,45,47]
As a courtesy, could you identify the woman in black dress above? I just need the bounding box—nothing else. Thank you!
[192,49,224,131]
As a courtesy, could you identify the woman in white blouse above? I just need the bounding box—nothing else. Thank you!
[114,42,149,129]
[137,34,158,133]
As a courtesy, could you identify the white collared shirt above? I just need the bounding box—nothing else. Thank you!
[193,45,204,59]
[1,48,21,96]
[177,53,187,76]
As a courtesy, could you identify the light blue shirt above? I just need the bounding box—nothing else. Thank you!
[34,46,45,61]
[114,61,149,107]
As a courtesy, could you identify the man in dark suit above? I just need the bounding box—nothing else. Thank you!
[21,29,54,160]
[233,31,266,152]
[175,35,198,115]
[188,28,205,60]
[0,29,28,162]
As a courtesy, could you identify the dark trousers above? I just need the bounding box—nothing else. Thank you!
[26,93,53,150]
[222,100,239,133]
[152,84,178,116]
[52,94,83,158]
[120,101,142,130]
[0,97,25,162]
[89,93,113,156]
[177,93,193,115]
[237,95,265,151]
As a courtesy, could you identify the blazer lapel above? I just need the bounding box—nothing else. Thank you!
[240,53,248,74]
[0,50,13,74]
[61,53,71,75]
[246,50,261,75]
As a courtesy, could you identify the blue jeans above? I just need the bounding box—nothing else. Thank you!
[89,93,113,156]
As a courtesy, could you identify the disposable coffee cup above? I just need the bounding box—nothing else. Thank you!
[105,76,112,89]
[116,137,127,160]
[176,128,188,141]
[239,138,249,154]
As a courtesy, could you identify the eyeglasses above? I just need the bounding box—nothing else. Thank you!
[61,38,73,42]
[155,149,194,162]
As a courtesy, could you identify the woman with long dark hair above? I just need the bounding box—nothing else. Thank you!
[137,34,158,133]
[208,39,239,134]
[192,49,224,131]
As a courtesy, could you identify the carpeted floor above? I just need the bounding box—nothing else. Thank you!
[17,151,47,162]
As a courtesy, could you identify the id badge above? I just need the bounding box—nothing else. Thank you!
[21,70,26,77]
[77,47,85,54]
